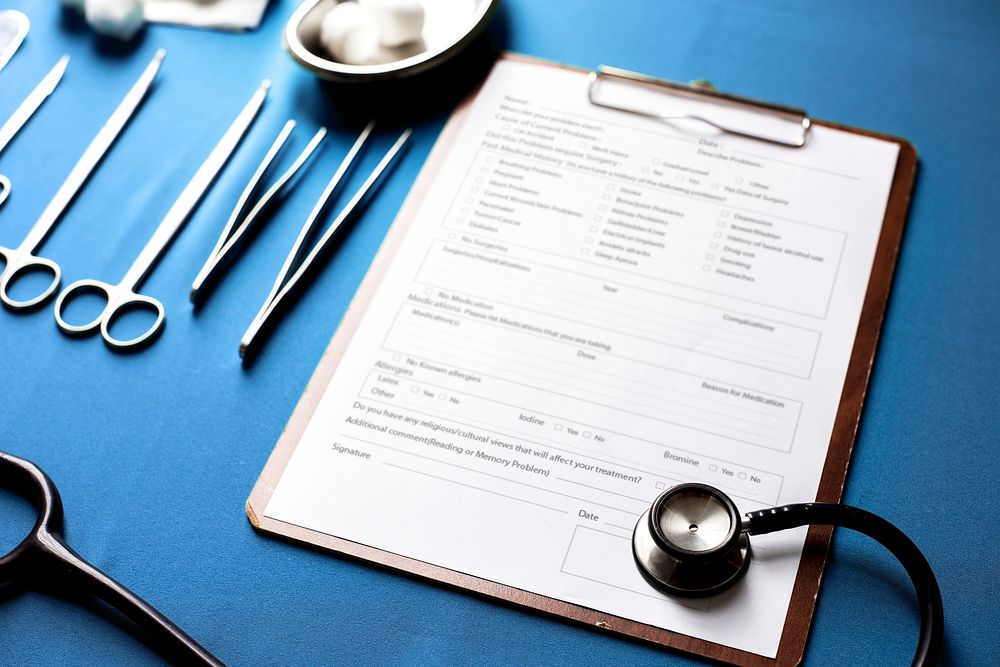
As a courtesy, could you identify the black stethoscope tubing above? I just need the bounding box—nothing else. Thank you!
[746,502,943,667]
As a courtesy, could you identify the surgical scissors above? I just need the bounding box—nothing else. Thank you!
[54,81,269,349]
[0,50,163,311]
[0,450,224,666]
[0,55,69,209]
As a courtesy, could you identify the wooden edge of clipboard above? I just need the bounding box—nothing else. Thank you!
[247,52,919,667]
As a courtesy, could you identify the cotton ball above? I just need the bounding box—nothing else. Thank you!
[85,0,145,41]
[320,2,380,65]
[361,0,424,47]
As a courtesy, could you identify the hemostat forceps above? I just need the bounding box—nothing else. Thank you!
[189,120,327,304]
[239,123,411,359]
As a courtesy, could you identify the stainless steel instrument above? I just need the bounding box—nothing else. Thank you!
[240,123,410,359]
[0,55,70,208]
[190,119,326,304]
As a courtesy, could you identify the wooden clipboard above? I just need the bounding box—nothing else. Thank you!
[247,53,918,667]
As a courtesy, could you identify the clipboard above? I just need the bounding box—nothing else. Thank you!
[247,53,918,666]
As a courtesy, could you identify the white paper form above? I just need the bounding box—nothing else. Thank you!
[263,59,900,658]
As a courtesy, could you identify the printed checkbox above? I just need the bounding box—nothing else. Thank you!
[709,464,718,472]
[710,242,718,249]
[652,158,661,165]
[606,183,615,190]
[738,472,747,480]
[455,219,464,226]
[447,233,456,240]
[555,424,564,431]
[597,204,606,211]
[713,231,722,238]
[438,393,447,400]
[475,176,484,182]
[601,194,610,201]
[585,237,593,244]
[589,226,598,232]
[460,207,469,214]
[705,253,715,260]
[470,187,479,194]
[410,386,419,393]
[717,220,726,228]
[593,215,603,222]
[702,264,711,271]
[581,248,590,255]
[485,156,494,163]
[583,431,592,438]
[642,166,650,173]
[721,210,729,217]
[481,166,489,172]
[735,177,744,184]
[655,481,666,490]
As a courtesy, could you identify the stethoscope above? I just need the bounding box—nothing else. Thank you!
[633,483,944,667]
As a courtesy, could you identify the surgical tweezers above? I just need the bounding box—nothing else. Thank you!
[189,120,327,304]
[239,123,411,359]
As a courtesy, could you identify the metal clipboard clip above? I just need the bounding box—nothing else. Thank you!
[587,65,812,148]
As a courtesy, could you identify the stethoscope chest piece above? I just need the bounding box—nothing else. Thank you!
[633,483,750,597]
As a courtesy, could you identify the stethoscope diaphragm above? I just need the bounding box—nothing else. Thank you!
[632,483,750,597]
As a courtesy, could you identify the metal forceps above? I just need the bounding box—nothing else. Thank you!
[0,55,69,208]
[239,124,411,358]
[0,50,163,311]
[0,450,224,666]
[189,120,327,304]
[54,81,269,350]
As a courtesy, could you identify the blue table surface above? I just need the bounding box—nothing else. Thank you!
[1,1,998,665]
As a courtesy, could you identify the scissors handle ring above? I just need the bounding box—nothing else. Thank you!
[53,278,117,337]
[100,291,166,350]
[0,246,62,311]
[0,451,64,591]
[0,175,10,208]
[54,278,166,349]
[0,451,225,666]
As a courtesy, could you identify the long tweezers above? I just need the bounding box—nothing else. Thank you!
[190,121,327,303]
[240,123,411,358]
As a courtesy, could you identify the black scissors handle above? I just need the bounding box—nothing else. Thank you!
[0,451,224,666]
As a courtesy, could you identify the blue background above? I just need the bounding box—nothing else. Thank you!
[1,0,998,664]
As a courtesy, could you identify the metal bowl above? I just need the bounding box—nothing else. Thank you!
[284,0,499,82]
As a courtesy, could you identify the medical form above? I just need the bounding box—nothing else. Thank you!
[254,57,904,659]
